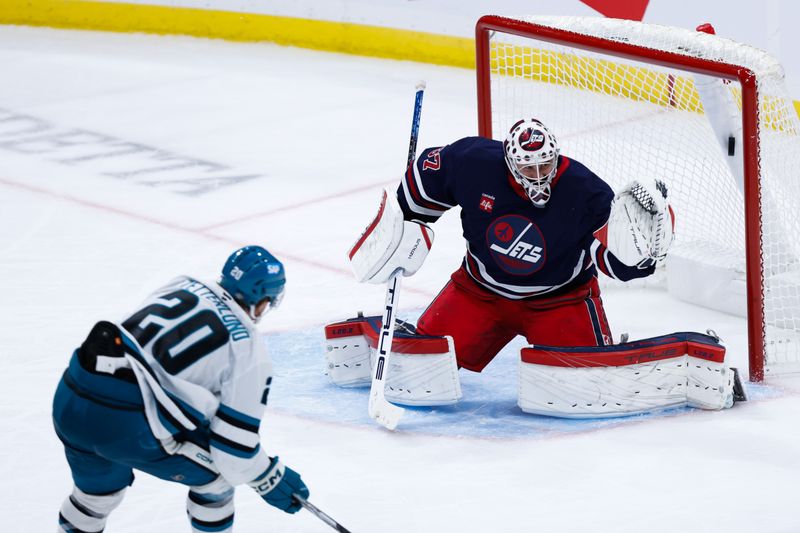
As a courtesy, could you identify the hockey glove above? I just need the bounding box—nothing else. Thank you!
[349,189,434,284]
[249,456,309,514]
[606,178,674,266]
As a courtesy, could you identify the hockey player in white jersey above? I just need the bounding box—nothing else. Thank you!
[52,246,308,533]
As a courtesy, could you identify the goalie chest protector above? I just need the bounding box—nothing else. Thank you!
[398,137,616,299]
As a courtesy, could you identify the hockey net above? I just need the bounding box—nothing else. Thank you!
[476,15,800,381]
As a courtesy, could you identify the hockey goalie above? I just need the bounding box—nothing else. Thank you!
[325,115,745,419]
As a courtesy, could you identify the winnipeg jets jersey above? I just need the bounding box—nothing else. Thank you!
[121,276,272,485]
[397,136,653,299]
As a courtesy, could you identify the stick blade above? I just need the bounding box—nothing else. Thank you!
[368,393,404,430]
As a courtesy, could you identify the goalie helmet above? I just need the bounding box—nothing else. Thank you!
[503,119,560,207]
[219,245,286,322]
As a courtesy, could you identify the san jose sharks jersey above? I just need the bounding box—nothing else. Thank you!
[121,276,272,485]
[397,136,653,299]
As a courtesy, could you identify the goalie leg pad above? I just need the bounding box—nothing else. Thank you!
[324,315,462,405]
[687,357,736,410]
[384,336,462,407]
[518,332,734,418]
[324,318,373,387]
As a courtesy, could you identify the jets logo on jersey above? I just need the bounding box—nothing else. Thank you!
[486,214,546,275]
[520,129,545,151]
[479,193,495,213]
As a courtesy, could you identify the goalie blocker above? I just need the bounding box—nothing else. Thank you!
[324,315,462,406]
[348,189,433,284]
[519,331,746,418]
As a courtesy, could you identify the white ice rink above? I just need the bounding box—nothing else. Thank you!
[1,26,800,532]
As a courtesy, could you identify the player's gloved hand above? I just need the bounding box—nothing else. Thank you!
[249,456,309,514]
[349,189,434,284]
[606,178,674,266]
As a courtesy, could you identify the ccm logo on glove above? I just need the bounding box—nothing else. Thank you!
[254,461,285,494]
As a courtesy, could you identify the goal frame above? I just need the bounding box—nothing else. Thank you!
[475,15,766,381]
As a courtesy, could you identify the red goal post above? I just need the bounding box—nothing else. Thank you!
[475,15,800,382]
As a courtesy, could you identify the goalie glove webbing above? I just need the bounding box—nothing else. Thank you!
[606,178,674,267]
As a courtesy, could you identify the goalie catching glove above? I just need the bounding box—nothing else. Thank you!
[606,178,674,267]
[348,189,433,283]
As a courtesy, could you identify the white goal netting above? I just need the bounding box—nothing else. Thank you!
[481,16,800,377]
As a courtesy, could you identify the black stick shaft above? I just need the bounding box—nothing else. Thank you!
[406,81,426,168]
[294,495,352,533]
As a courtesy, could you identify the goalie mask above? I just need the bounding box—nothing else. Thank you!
[503,119,560,207]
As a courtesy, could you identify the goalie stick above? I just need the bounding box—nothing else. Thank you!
[293,494,352,533]
[367,80,426,430]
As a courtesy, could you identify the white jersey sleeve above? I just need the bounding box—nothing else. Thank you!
[208,331,273,485]
[120,276,274,486]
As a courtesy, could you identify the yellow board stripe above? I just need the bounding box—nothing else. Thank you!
[491,45,704,111]
[3,0,798,118]
[0,0,475,67]
[490,43,799,130]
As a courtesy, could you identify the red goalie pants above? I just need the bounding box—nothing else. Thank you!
[416,268,612,372]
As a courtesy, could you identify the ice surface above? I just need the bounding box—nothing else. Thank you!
[1,26,799,533]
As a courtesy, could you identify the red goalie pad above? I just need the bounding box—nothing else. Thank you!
[518,332,737,417]
[325,316,450,355]
[521,332,726,368]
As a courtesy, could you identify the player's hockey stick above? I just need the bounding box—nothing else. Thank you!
[368,270,405,429]
[367,81,426,430]
[293,494,352,533]
[406,81,425,169]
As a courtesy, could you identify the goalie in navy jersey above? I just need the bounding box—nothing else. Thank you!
[52,246,310,533]
[342,118,673,369]
[329,118,741,416]
[402,118,674,371]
